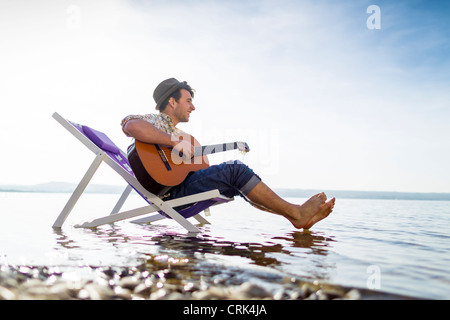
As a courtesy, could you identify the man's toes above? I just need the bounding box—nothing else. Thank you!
[314,192,327,202]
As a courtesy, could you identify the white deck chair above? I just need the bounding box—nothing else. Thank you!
[51,112,232,234]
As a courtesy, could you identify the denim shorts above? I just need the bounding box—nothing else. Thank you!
[165,160,261,201]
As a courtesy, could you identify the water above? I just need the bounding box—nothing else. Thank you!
[1,191,450,299]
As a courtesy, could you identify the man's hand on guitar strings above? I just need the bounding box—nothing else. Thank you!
[171,139,195,162]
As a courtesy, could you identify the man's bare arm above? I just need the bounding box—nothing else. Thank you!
[123,119,194,158]
[124,119,175,146]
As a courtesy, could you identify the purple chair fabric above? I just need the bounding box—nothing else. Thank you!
[82,125,121,154]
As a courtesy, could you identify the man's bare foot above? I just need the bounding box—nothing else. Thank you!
[287,193,335,229]
[303,195,335,229]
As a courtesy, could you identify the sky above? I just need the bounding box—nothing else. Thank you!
[1,0,449,193]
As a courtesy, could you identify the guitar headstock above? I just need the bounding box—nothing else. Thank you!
[236,141,250,153]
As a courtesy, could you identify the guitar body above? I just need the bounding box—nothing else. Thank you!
[134,135,209,188]
[128,133,249,195]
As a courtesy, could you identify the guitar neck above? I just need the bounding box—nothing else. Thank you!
[194,142,241,157]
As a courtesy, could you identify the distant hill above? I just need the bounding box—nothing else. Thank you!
[0,181,124,194]
[1,182,450,201]
[276,188,450,201]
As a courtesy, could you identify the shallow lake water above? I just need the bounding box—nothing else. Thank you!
[1,191,450,299]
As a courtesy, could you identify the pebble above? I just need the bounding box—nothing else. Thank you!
[0,264,364,300]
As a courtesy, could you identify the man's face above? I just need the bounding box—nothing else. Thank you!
[173,89,195,123]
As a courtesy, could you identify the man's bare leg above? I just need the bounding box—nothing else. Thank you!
[246,181,335,230]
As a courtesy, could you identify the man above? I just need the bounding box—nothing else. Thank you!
[121,78,335,230]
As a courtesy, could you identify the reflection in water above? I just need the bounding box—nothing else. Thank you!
[151,230,335,270]
[53,224,337,286]
[49,224,413,300]
[273,231,335,255]
[53,229,80,250]
[271,231,337,281]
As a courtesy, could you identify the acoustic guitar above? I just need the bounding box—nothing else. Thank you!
[129,134,250,195]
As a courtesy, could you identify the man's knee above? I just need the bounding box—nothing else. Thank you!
[218,161,256,186]
[221,160,249,174]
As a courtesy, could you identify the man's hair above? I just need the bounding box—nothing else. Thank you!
[159,83,195,112]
